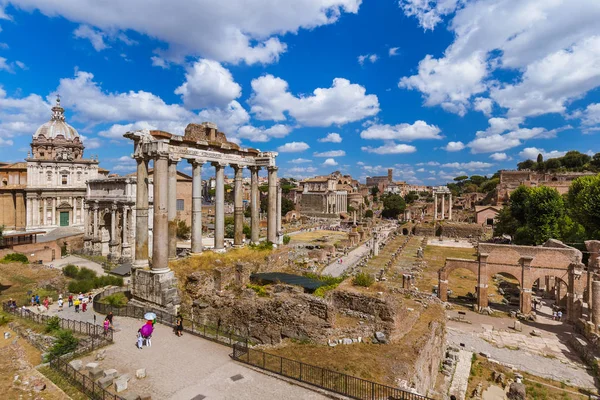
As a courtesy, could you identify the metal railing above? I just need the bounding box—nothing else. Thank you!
[93,286,247,347]
[232,341,431,400]
[49,356,124,400]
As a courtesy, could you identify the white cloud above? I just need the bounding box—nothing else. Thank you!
[398,0,600,118]
[249,75,379,126]
[444,141,465,152]
[358,54,378,65]
[73,25,109,51]
[581,103,600,132]
[323,158,338,166]
[175,59,241,109]
[476,117,524,138]
[79,134,102,149]
[400,0,461,30]
[277,141,309,153]
[441,161,493,171]
[15,61,27,70]
[313,150,345,157]
[0,56,11,72]
[473,97,493,117]
[361,144,417,154]
[518,147,568,160]
[389,47,399,56]
[490,152,508,161]
[467,134,521,154]
[416,161,440,166]
[288,166,317,174]
[318,132,342,143]
[236,124,291,142]
[10,0,360,65]
[416,168,425,172]
[198,101,250,135]
[0,88,50,142]
[151,56,169,69]
[360,120,442,141]
[289,158,312,164]
[0,43,8,49]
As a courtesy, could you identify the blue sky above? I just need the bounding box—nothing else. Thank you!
[0,0,599,184]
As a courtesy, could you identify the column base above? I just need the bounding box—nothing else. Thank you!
[121,244,132,262]
[131,268,180,313]
[189,252,203,257]
[132,259,149,269]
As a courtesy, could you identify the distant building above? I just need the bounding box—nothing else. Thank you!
[366,168,393,187]
[294,171,354,218]
[475,205,503,226]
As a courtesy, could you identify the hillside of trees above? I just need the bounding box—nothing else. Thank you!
[517,151,600,172]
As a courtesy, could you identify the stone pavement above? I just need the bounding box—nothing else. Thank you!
[51,255,107,276]
[74,317,327,400]
[449,349,473,400]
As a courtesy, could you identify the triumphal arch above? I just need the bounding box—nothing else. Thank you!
[124,122,281,312]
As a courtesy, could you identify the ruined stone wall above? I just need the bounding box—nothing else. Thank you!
[414,223,436,236]
[439,222,484,238]
[300,193,325,214]
[330,290,396,324]
[410,318,445,394]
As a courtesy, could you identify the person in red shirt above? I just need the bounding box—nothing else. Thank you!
[68,294,73,307]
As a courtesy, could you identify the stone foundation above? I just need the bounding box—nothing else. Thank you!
[132,268,180,313]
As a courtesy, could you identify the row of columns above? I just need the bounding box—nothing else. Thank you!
[26,195,85,227]
[84,201,131,246]
[133,152,281,272]
[433,192,452,220]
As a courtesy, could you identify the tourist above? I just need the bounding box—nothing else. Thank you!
[82,299,87,312]
[30,295,35,307]
[103,317,110,335]
[137,329,144,349]
[175,313,184,337]
[107,311,114,329]
[43,296,49,310]
[88,293,93,303]
[552,311,558,320]
[68,294,73,307]
[35,294,40,306]
[557,310,563,321]
[78,292,84,303]
[74,298,80,312]
[58,296,63,312]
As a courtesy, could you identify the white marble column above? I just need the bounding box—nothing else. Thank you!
[83,203,90,237]
[80,197,84,224]
[26,198,32,227]
[249,166,260,244]
[434,194,438,220]
[212,162,225,250]
[42,198,47,226]
[441,194,445,220]
[93,202,99,240]
[69,196,74,225]
[190,160,203,254]
[267,166,278,243]
[122,205,129,245]
[232,165,244,246]
[167,158,178,259]
[152,152,170,272]
[276,184,282,242]
[134,156,149,268]
[52,198,56,226]
[33,197,39,227]
[448,193,452,221]
[110,203,117,244]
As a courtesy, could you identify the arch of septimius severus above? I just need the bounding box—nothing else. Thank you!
[124,122,281,311]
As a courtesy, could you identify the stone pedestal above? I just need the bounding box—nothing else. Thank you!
[121,244,132,262]
[592,281,600,327]
[132,269,180,313]
[92,239,102,254]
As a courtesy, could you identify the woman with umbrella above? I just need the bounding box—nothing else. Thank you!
[138,312,156,348]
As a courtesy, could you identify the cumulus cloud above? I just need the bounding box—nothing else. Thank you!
[9,0,361,65]
[444,141,465,152]
[289,158,312,164]
[73,25,109,51]
[236,124,291,142]
[175,59,242,109]
[360,120,442,141]
[318,132,342,143]
[197,101,250,135]
[249,75,379,126]
[313,150,345,157]
[490,152,508,161]
[400,0,462,30]
[416,161,440,166]
[0,87,50,142]
[389,47,399,56]
[579,103,600,132]
[323,158,338,166]
[361,144,417,154]
[473,97,493,116]
[518,147,568,160]
[358,54,378,65]
[440,161,493,171]
[277,141,309,153]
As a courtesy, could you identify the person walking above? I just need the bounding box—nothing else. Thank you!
[107,311,114,330]
[68,294,73,307]
[175,313,184,337]
[57,297,63,312]
[43,297,49,310]
[35,294,40,306]
[30,295,35,307]
[103,317,110,336]
[82,299,87,312]
[74,298,80,313]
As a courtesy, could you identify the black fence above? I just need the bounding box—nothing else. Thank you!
[232,342,431,400]
[93,286,247,347]
[49,356,124,400]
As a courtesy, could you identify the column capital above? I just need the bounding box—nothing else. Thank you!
[155,151,170,160]
[211,161,227,168]
[83,202,89,210]
[230,164,245,172]
[93,201,99,210]
[188,158,206,167]
[112,202,118,211]
[122,204,130,211]
[168,155,182,164]
[267,166,278,172]
[133,153,147,162]
[248,165,261,172]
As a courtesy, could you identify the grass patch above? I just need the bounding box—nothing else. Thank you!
[63,265,123,293]
[353,272,375,287]
[246,283,268,297]
[0,262,66,306]
[38,366,88,400]
[1,253,29,264]
[98,292,128,308]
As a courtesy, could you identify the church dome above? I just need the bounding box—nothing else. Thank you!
[33,97,80,141]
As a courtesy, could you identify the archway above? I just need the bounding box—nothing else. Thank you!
[57,202,72,227]
[490,272,521,310]
[402,228,409,235]
[445,267,479,305]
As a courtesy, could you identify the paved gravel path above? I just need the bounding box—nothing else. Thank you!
[449,349,473,400]
[52,255,107,276]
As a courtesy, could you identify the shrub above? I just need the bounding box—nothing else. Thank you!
[249,241,273,251]
[76,267,97,281]
[176,219,191,240]
[246,283,268,297]
[46,330,79,361]
[99,292,128,308]
[353,272,374,287]
[314,284,338,298]
[45,316,61,333]
[62,264,79,278]
[60,243,68,257]
[0,313,12,326]
[365,210,374,218]
[2,253,29,264]
[68,280,94,294]
[243,224,251,238]
[282,235,291,245]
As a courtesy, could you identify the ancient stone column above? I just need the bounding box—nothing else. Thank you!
[93,202,99,240]
[122,205,129,246]
[448,193,452,221]
[592,280,600,327]
[167,158,178,259]
[441,194,445,220]
[232,165,244,246]
[249,166,260,244]
[134,156,149,268]
[433,194,438,220]
[110,203,117,244]
[190,159,203,254]
[83,203,90,238]
[51,198,56,226]
[213,162,225,250]
[267,166,278,243]
[26,198,31,227]
[42,198,47,226]
[477,253,489,310]
[520,256,533,315]
[438,272,449,302]
[276,184,282,242]
[152,152,170,273]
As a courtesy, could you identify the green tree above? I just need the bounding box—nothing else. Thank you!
[176,219,191,240]
[454,175,468,182]
[517,160,535,170]
[404,191,418,204]
[365,209,374,218]
[537,153,544,164]
[567,174,600,239]
[381,194,406,219]
[370,186,379,196]
[545,158,561,170]
[281,198,295,216]
[561,151,591,170]
[479,178,499,193]
[590,153,600,170]
[469,175,487,186]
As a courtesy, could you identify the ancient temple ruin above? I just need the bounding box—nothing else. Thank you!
[124,122,281,311]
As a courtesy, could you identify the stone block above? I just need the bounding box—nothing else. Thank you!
[531,329,542,337]
[103,369,118,379]
[95,349,106,360]
[120,394,140,400]
[89,367,104,380]
[97,376,113,389]
[513,321,522,331]
[69,360,83,371]
[115,378,128,393]
[119,373,131,382]
[342,338,353,345]
[374,331,387,344]
[4,332,10,339]
[86,362,99,370]
[136,369,146,379]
